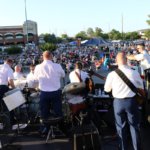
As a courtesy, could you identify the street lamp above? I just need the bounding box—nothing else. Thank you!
[24,0,28,44]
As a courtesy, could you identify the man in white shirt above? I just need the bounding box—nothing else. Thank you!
[34,51,65,120]
[104,52,143,150]
[13,65,24,80]
[69,62,89,83]
[127,43,150,100]
[0,59,15,110]
[26,64,38,88]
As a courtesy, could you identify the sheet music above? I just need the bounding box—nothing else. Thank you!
[3,90,26,111]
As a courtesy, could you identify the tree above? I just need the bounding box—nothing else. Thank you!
[145,30,150,40]
[101,33,109,40]
[86,28,94,38]
[5,46,22,54]
[43,33,57,43]
[109,29,121,40]
[75,31,87,40]
[146,15,150,25]
[61,34,68,39]
[124,32,139,40]
[39,43,57,52]
[94,27,103,37]
[144,15,150,39]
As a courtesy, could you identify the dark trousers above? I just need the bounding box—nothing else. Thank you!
[144,68,150,100]
[39,90,63,119]
[113,97,141,150]
[0,85,9,112]
[0,85,12,131]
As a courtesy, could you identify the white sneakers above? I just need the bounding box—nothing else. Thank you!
[0,122,27,130]
[12,124,27,130]
[0,123,3,130]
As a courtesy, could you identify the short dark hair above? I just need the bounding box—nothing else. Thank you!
[75,62,82,70]
[137,42,145,47]
[5,58,13,64]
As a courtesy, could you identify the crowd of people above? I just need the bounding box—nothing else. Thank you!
[0,42,150,150]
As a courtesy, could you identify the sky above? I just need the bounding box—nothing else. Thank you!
[0,0,150,37]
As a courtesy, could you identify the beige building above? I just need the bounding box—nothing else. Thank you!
[0,20,38,46]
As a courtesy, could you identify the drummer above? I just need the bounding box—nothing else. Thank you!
[13,65,25,80]
[13,65,26,90]
[26,64,38,89]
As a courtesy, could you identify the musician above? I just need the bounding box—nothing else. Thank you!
[69,62,89,83]
[34,51,65,120]
[127,43,150,100]
[104,52,143,150]
[26,64,38,89]
[13,65,24,80]
[0,58,15,111]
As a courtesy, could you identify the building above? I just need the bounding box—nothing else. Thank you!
[0,20,38,46]
[136,28,150,39]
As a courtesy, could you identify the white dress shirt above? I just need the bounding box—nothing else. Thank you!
[104,65,144,98]
[13,72,24,80]
[69,69,89,83]
[0,63,14,85]
[34,60,65,91]
[26,72,39,88]
[135,50,150,70]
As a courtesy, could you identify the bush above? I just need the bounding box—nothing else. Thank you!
[5,46,22,54]
[39,43,57,52]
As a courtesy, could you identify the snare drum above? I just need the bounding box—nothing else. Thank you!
[68,95,87,114]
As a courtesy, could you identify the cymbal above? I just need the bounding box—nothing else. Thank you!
[62,82,86,94]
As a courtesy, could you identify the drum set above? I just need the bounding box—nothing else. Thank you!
[1,80,97,133]
[1,79,40,130]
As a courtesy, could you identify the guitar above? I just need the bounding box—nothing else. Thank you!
[87,69,106,81]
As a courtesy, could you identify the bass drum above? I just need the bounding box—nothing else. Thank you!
[67,95,87,115]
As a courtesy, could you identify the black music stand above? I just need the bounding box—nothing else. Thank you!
[3,88,28,135]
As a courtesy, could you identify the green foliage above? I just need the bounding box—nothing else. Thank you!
[124,32,139,40]
[144,29,150,39]
[146,15,150,26]
[0,48,2,51]
[5,46,22,54]
[108,29,122,40]
[87,28,95,38]
[101,33,109,39]
[75,31,88,40]
[39,43,57,52]
[61,34,68,39]
[43,33,57,43]
[94,27,103,37]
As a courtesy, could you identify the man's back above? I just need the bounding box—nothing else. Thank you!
[34,60,65,91]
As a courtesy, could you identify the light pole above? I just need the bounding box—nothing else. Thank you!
[121,14,124,41]
[24,0,28,44]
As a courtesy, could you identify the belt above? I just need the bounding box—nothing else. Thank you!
[144,68,150,72]
[114,96,136,100]
[0,85,8,87]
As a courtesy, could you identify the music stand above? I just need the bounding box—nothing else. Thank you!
[3,88,27,134]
